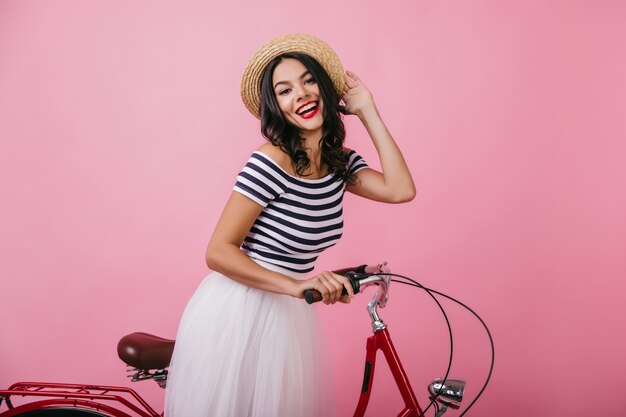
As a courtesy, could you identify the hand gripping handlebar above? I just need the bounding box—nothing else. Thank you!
[303,262,390,305]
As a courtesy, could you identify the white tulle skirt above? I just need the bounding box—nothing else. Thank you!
[164,259,336,417]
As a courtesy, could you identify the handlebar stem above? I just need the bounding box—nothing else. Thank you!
[358,262,391,333]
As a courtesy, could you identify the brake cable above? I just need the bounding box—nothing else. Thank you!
[383,273,495,417]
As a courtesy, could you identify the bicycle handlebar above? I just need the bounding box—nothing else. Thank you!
[303,263,388,304]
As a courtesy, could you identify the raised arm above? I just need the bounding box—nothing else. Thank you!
[342,71,416,203]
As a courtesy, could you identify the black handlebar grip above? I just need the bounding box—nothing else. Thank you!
[304,288,324,304]
[332,264,368,276]
[304,272,363,304]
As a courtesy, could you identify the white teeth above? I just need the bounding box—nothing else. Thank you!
[297,102,317,114]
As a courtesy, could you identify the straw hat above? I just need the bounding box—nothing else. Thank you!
[240,34,345,119]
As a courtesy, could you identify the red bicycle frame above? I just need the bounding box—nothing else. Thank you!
[353,327,423,417]
[350,265,424,417]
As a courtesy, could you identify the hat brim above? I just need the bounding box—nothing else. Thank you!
[240,34,345,119]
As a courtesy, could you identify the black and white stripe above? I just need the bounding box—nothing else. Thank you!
[233,150,368,273]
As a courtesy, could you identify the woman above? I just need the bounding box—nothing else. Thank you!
[164,34,415,417]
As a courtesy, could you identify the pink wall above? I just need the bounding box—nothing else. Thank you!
[1,1,624,416]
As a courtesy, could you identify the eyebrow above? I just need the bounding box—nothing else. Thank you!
[273,70,311,89]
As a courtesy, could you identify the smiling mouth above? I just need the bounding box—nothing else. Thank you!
[296,101,319,119]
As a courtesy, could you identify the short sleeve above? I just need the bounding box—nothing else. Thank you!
[347,149,369,176]
[233,152,287,207]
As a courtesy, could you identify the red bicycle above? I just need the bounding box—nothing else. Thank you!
[1,262,492,417]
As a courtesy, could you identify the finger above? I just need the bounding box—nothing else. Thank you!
[344,73,358,89]
[330,273,346,303]
[320,273,343,304]
[330,272,353,300]
[330,274,347,303]
[317,275,333,304]
[346,70,361,82]
[338,294,352,304]
[346,71,362,88]
[313,278,330,304]
[335,273,355,299]
[322,275,341,304]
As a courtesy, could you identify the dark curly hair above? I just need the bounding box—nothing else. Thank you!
[259,52,353,183]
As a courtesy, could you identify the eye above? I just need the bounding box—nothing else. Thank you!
[304,77,316,85]
[278,88,291,96]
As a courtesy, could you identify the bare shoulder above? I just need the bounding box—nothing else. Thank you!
[256,142,285,159]
[256,142,293,173]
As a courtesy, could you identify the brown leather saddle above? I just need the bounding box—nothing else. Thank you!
[117,332,175,370]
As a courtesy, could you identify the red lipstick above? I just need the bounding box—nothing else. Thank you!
[296,100,319,119]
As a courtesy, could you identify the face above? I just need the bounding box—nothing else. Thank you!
[272,58,324,137]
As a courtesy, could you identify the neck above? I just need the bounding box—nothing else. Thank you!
[298,132,324,175]
[301,130,323,153]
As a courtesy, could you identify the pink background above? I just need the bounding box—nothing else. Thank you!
[1,1,625,416]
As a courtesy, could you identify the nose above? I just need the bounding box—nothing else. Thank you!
[293,83,310,102]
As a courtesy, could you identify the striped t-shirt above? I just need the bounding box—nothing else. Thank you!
[233,150,368,273]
